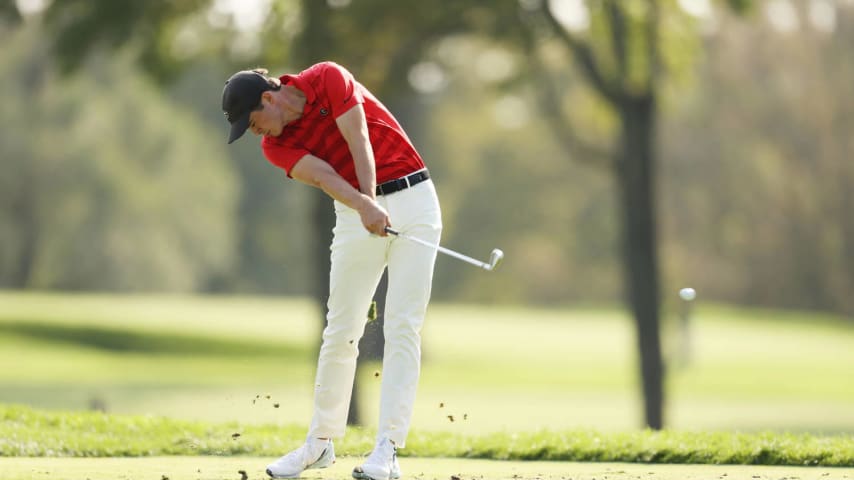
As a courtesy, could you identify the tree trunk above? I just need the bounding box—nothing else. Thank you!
[346,272,388,423]
[360,273,388,363]
[296,0,369,425]
[839,162,854,315]
[615,94,664,430]
[9,185,37,288]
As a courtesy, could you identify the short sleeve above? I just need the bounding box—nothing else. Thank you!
[262,137,310,177]
[323,62,364,119]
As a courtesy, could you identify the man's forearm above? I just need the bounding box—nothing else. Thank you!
[310,164,389,236]
[314,167,374,212]
[336,105,377,197]
[352,147,377,198]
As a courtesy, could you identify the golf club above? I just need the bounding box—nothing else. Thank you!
[385,227,504,272]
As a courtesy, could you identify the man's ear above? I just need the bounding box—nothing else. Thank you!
[261,91,275,106]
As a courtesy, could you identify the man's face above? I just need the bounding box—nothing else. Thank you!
[248,94,284,138]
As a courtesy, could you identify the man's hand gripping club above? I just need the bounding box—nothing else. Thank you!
[357,195,391,237]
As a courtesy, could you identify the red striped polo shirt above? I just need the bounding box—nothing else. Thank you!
[261,62,425,190]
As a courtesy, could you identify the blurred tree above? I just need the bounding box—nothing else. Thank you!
[43,0,207,81]
[507,0,759,430]
[661,2,854,316]
[521,0,667,429]
[166,61,314,295]
[0,25,238,291]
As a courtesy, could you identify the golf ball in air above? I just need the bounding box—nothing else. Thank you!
[679,287,696,301]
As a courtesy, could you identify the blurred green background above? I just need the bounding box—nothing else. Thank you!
[0,0,852,434]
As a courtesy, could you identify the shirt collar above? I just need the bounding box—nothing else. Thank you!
[280,74,316,105]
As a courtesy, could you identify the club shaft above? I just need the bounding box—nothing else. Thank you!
[386,228,490,270]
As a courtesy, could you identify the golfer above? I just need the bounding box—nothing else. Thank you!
[222,61,442,480]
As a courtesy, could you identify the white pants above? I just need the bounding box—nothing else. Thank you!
[308,179,442,448]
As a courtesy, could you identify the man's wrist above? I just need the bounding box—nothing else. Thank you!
[355,192,375,212]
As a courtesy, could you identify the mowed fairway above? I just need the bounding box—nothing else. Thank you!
[3,456,853,480]
[0,291,852,433]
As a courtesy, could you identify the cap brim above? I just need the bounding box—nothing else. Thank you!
[227,114,251,144]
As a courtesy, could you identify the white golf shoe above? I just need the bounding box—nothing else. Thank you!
[266,438,335,479]
[352,437,401,480]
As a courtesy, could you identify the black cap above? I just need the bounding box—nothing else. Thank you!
[222,70,274,144]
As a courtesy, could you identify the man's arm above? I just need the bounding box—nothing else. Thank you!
[290,154,390,235]
[335,104,376,198]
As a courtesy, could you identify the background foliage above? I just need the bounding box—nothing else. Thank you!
[0,0,852,437]
[0,26,238,292]
[1,1,852,314]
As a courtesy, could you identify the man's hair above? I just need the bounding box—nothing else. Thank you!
[251,68,282,90]
[249,68,280,111]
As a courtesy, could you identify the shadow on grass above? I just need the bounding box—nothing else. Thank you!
[0,320,306,358]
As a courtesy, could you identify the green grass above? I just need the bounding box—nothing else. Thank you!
[0,291,853,433]
[6,456,853,480]
[0,321,300,356]
[3,404,853,466]
[2,294,854,477]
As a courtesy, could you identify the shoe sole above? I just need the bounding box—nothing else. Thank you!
[352,468,400,480]
[267,463,334,479]
[267,468,298,479]
[352,468,385,480]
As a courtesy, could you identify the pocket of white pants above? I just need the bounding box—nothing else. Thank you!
[386,181,442,230]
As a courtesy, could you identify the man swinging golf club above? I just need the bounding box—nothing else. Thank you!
[222,61,442,480]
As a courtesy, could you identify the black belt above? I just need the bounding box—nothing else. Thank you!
[376,169,430,196]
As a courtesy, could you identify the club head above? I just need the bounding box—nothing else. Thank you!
[486,249,504,271]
